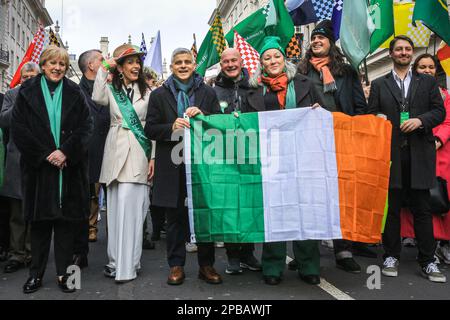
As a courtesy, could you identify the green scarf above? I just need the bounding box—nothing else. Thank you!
[285,81,296,109]
[41,76,63,206]
[173,77,194,117]
[263,80,296,109]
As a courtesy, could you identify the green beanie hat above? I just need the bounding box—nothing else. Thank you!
[259,36,285,57]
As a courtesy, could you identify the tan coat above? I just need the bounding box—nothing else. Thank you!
[92,68,155,186]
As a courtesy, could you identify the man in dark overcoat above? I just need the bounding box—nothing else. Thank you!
[72,49,110,268]
[145,48,222,285]
[368,35,446,283]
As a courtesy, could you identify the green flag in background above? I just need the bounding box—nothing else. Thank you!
[369,0,394,53]
[413,0,450,46]
[196,13,227,76]
[340,0,376,69]
[225,0,294,52]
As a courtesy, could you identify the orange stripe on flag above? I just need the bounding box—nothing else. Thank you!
[333,113,392,243]
[437,43,450,76]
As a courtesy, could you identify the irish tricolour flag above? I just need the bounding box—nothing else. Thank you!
[185,108,391,244]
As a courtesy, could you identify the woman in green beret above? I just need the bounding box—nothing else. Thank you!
[243,36,323,286]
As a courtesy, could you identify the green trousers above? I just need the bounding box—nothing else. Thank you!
[262,240,320,277]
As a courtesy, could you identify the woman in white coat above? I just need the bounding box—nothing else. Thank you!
[92,44,155,282]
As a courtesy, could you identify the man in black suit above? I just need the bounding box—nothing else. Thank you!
[145,48,222,285]
[368,35,446,283]
[73,49,110,268]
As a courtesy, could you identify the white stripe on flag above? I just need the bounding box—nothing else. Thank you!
[185,127,196,243]
[259,107,342,242]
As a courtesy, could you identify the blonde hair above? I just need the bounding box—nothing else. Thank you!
[39,45,70,73]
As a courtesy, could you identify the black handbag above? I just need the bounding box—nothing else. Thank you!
[429,176,450,215]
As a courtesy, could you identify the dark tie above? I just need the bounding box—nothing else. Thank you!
[126,88,134,103]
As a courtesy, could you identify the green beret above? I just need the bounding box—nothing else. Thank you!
[259,36,285,57]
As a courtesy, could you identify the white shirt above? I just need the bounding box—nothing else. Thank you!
[392,68,413,100]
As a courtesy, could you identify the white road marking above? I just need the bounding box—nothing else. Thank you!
[286,256,355,300]
[318,278,355,300]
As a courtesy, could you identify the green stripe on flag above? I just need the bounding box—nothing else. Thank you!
[187,113,265,243]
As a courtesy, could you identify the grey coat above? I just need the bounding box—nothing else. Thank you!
[0,87,21,199]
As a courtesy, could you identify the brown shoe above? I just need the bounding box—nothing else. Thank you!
[167,266,185,285]
[199,266,222,284]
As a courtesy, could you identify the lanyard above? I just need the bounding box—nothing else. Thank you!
[399,78,409,125]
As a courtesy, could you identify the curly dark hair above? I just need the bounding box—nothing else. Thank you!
[111,56,148,100]
[297,41,348,77]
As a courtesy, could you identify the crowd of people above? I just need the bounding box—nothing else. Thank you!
[0,20,449,295]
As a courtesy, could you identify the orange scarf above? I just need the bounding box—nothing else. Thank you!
[261,73,289,109]
[309,57,337,93]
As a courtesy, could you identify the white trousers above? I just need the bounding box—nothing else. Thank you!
[106,182,150,281]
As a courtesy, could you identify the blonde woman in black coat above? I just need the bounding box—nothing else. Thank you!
[12,46,93,294]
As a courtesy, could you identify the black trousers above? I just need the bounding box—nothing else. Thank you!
[165,173,214,268]
[74,219,89,256]
[73,183,95,256]
[0,196,10,252]
[29,219,75,278]
[150,205,166,234]
[143,205,166,241]
[225,243,255,260]
[383,147,436,266]
[165,204,215,268]
[333,239,353,259]
[73,184,106,255]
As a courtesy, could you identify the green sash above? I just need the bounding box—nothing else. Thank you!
[0,129,4,188]
[109,84,152,158]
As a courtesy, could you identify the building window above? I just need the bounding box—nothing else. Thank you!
[11,17,15,37]
[17,25,20,42]
[10,50,14,73]
[22,31,25,47]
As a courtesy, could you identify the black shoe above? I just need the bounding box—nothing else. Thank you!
[23,277,42,294]
[336,258,361,274]
[104,265,116,278]
[240,255,262,271]
[142,239,156,250]
[4,260,24,273]
[299,274,321,285]
[72,254,88,269]
[288,259,298,271]
[352,242,378,259]
[263,275,282,285]
[57,275,76,293]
